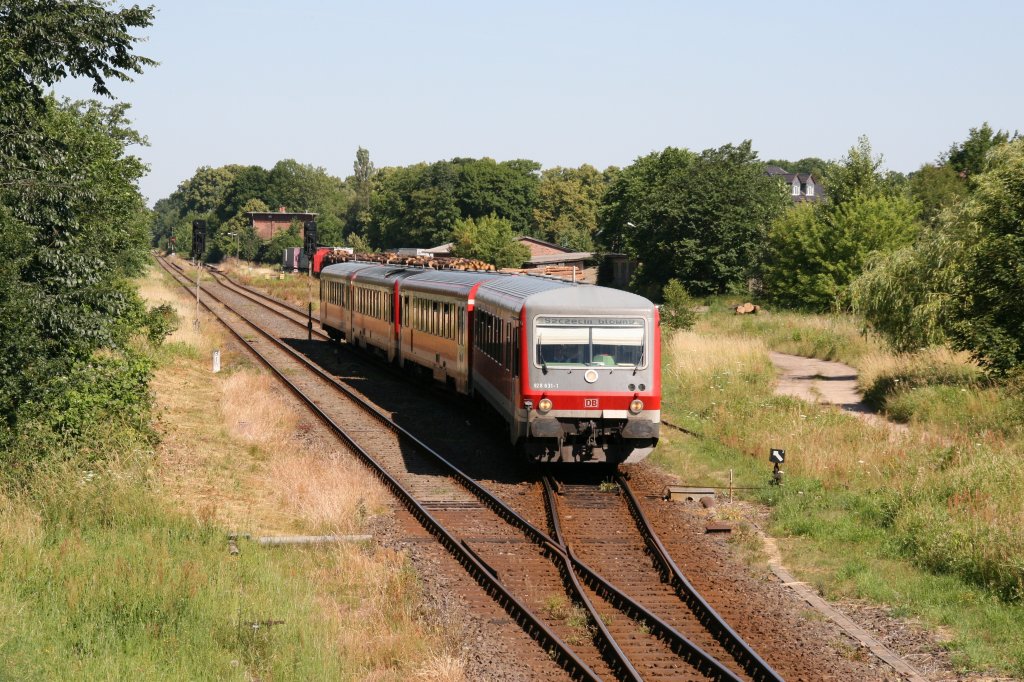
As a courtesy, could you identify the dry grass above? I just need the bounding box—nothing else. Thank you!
[219,257,319,311]
[137,257,465,677]
[0,492,41,550]
[856,346,982,395]
[137,263,217,353]
[663,329,919,485]
[665,331,768,379]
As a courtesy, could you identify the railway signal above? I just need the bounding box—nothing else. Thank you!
[769,448,785,484]
[191,220,206,261]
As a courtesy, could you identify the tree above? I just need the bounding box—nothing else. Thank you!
[598,142,789,296]
[214,199,266,262]
[948,139,1024,373]
[349,146,375,232]
[260,223,303,265]
[764,192,920,310]
[660,280,697,330]
[449,214,530,269]
[368,157,541,250]
[945,122,1015,179]
[851,227,966,352]
[0,0,155,114]
[907,163,967,225]
[532,165,607,252]
[822,135,887,207]
[0,1,155,460]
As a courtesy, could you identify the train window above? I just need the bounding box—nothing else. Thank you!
[505,323,511,370]
[512,328,519,374]
[534,318,646,368]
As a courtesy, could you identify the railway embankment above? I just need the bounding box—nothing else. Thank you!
[0,261,470,680]
[653,306,1024,679]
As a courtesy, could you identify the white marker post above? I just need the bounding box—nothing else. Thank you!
[213,349,221,373]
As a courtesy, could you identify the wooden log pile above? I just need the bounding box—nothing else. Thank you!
[500,265,581,281]
[321,250,496,271]
[733,302,761,315]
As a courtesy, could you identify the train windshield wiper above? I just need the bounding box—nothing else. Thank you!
[633,343,644,376]
[538,335,548,374]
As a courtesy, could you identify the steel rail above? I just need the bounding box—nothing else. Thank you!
[156,256,603,681]
[163,257,769,681]
[542,477,642,682]
[615,473,784,682]
[207,266,309,316]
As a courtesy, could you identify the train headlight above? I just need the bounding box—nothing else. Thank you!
[629,399,644,415]
[538,398,553,414]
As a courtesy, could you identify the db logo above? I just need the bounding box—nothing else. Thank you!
[584,398,599,408]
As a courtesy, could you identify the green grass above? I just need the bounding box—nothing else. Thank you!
[0,262,454,680]
[0,460,376,680]
[694,298,884,364]
[656,324,1024,676]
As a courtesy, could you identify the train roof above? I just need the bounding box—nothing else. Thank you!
[472,274,654,315]
[398,268,500,296]
[347,264,422,287]
[322,262,654,315]
[321,262,380,279]
[523,285,655,317]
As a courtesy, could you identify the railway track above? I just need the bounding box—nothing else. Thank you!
[155,256,784,681]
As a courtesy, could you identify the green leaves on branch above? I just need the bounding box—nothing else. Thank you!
[852,139,1024,375]
[599,141,788,297]
[0,0,156,466]
[948,140,1024,374]
[659,280,697,331]
[764,137,920,312]
[449,214,530,269]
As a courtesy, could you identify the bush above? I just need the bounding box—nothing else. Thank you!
[660,279,697,330]
[145,304,179,347]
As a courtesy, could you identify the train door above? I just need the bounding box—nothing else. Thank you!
[456,304,466,392]
[404,294,413,358]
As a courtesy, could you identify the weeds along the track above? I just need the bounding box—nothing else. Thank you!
[0,262,465,681]
[218,258,319,313]
[655,315,1024,676]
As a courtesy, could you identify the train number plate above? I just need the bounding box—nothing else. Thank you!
[584,398,599,408]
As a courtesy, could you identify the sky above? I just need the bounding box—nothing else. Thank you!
[57,0,1024,206]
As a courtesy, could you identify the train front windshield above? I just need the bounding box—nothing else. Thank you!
[535,317,645,368]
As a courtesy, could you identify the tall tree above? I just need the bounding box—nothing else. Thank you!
[948,139,1024,373]
[0,1,155,456]
[347,146,375,238]
[598,142,788,296]
[532,165,607,252]
[945,122,1015,179]
[449,214,530,269]
[907,163,967,225]
[367,157,540,249]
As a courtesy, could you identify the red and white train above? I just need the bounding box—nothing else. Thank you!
[319,263,661,464]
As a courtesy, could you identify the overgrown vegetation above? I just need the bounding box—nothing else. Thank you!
[659,279,697,330]
[0,0,156,480]
[0,263,463,680]
[449,213,531,268]
[656,312,1024,674]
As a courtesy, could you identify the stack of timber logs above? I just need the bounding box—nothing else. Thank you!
[733,302,760,315]
[321,250,496,271]
[499,265,582,281]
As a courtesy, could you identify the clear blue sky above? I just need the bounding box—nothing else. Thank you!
[57,0,1024,205]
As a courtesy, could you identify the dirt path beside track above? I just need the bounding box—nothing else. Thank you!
[769,351,908,433]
